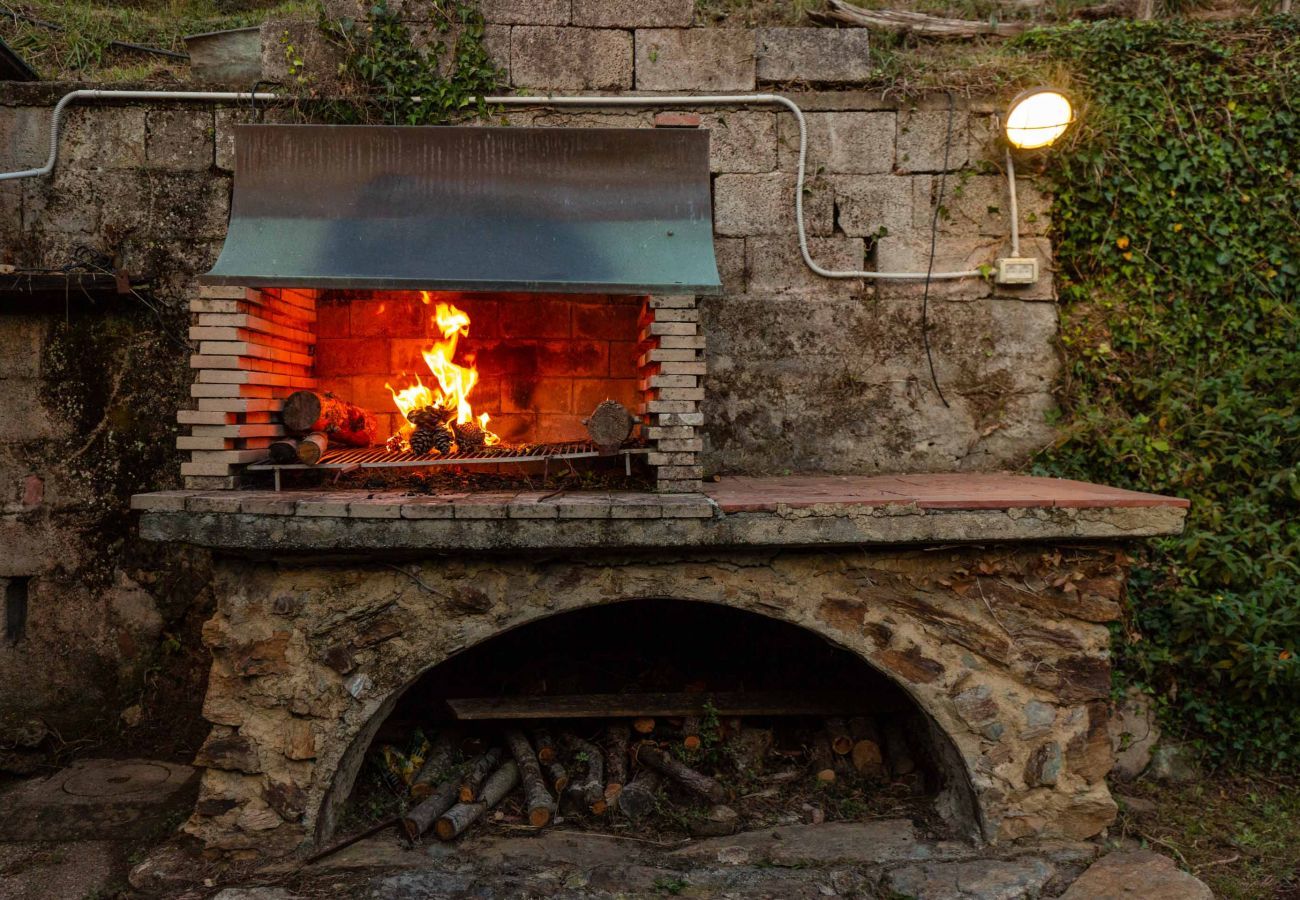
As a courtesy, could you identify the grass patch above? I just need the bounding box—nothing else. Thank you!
[0,0,314,81]
[1118,774,1300,898]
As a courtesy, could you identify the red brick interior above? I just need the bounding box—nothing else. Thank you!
[314,290,644,445]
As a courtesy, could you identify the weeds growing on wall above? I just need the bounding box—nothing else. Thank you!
[1019,18,1300,766]
[314,0,503,125]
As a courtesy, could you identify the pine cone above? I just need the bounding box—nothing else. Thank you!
[410,426,453,457]
[407,404,453,431]
[408,428,436,456]
[453,420,486,453]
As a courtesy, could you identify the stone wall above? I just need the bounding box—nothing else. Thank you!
[0,87,223,738]
[1,9,1054,740]
[186,544,1123,857]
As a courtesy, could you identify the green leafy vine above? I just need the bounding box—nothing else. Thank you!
[1018,18,1300,766]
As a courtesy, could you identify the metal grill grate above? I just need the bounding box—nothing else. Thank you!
[247,441,648,473]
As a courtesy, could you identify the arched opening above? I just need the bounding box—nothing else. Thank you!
[322,598,979,847]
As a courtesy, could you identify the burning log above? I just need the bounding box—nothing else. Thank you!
[560,733,606,813]
[458,747,504,803]
[434,760,520,841]
[634,743,726,804]
[583,400,634,452]
[410,732,456,801]
[268,437,300,463]
[505,729,555,828]
[296,432,329,465]
[615,768,661,821]
[603,723,630,801]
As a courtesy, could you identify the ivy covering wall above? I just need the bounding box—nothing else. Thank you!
[1023,19,1300,765]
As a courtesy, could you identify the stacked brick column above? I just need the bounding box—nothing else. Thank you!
[639,295,704,493]
[180,285,319,489]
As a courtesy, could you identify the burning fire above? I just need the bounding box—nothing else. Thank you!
[386,292,499,450]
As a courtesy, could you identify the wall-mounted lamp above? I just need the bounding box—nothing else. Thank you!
[1005,88,1075,151]
[995,88,1076,285]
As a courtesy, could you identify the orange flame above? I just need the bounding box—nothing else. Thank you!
[386,292,499,448]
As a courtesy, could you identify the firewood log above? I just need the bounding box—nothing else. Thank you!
[410,732,456,800]
[808,734,837,783]
[615,768,661,821]
[825,718,853,756]
[634,743,726,804]
[847,717,886,777]
[457,747,504,803]
[560,733,605,813]
[582,399,634,452]
[268,437,300,463]
[281,389,377,447]
[604,723,630,800]
[505,729,555,828]
[296,432,329,465]
[434,760,520,841]
[532,728,558,765]
[681,716,702,751]
[545,760,569,793]
[401,771,462,840]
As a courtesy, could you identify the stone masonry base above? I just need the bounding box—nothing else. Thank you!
[184,542,1129,858]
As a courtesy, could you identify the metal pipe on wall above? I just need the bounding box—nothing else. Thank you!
[0,88,990,282]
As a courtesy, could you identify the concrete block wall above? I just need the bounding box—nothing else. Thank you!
[283,4,1059,474]
[0,7,1058,736]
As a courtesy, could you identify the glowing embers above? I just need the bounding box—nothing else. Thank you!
[386,292,499,456]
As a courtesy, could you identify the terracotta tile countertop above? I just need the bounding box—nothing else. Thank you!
[704,474,1188,514]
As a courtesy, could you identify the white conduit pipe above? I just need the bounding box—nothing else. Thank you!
[0,89,985,281]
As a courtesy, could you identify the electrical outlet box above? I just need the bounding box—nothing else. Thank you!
[994,257,1039,285]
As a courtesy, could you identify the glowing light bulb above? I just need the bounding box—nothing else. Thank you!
[1005,89,1074,151]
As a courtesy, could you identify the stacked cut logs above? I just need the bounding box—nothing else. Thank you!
[367,710,927,845]
[270,389,378,465]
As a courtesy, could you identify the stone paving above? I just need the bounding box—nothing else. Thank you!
[178,821,1212,899]
[0,764,1217,898]
[0,759,198,899]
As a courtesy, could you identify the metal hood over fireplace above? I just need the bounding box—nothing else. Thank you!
[201,124,722,295]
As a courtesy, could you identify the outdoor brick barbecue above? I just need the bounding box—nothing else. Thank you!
[182,284,705,493]
[125,97,1189,862]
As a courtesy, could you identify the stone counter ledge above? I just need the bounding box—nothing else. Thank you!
[131,475,1186,554]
